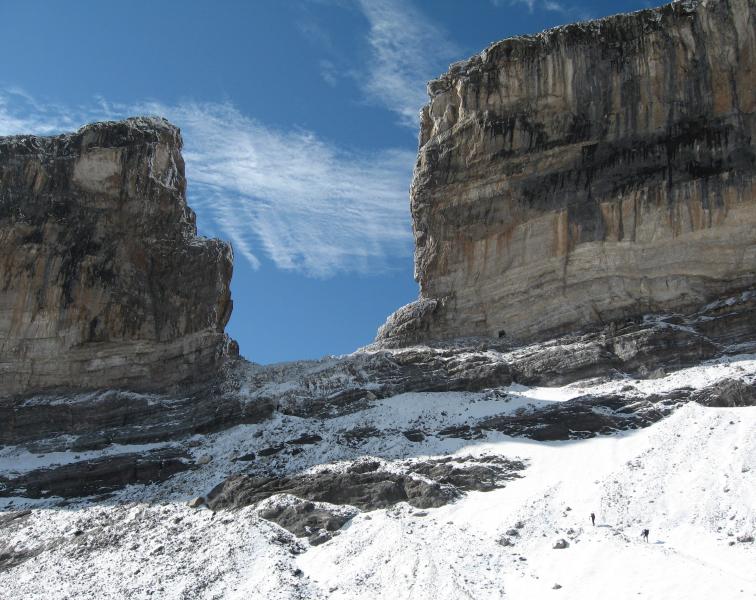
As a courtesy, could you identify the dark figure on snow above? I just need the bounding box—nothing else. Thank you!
[641,528,649,542]
[590,512,595,526]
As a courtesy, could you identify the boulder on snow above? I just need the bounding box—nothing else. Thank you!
[403,430,425,442]
[552,538,569,549]
[187,496,205,508]
[736,534,754,543]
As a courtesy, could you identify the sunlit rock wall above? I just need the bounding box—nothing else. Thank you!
[0,118,234,396]
[378,0,756,347]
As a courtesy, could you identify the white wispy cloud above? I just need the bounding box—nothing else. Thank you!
[502,0,536,10]
[0,90,415,277]
[356,0,458,128]
[494,0,589,19]
[543,0,567,12]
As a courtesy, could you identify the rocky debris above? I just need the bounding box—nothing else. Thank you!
[0,382,275,449]
[0,447,192,499]
[346,460,381,474]
[339,426,382,446]
[0,510,32,527]
[258,496,357,546]
[552,539,570,549]
[271,346,514,419]
[0,117,234,398]
[474,393,654,441]
[187,497,206,509]
[505,529,520,537]
[206,467,460,512]
[0,510,36,570]
[694,379,756,408]
[736,534,754,543]
[233,453,256,462]
[437,424,482,440]
[406,456,526,492]
[508,321,721,386]
[286,434,322,445]
[258,445,285,457]
[376,0,756,348]
[207,454,526,515]
[402,430,425,442]
[459,387,696,441]
[420,373,756,443]
[0,543,42,572]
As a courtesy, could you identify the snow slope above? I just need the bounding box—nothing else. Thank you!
[298,403,755,599]
[1,369,755,599]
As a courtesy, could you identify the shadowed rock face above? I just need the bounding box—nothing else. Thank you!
[377,0,756,347]
[0,117,234,397]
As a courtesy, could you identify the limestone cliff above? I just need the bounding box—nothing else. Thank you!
[0,117,234,397]
[377,0,756,347]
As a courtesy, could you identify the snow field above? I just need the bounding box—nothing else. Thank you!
[1,359,755,599]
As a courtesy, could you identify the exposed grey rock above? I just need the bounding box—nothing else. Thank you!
[206,468,460,512]
[233,453,256,462]
[206,454,526,516]
[694,379,756,407]
[377,0,756,348]
[187,497,206,509]
[407,456,525,492]
[286,434,322,445]
[258,445,285,457]
[402,430,425,442]
[0,117,234,397]
[553,539,569,549]
[0,543,42,573]
[0,379,275,448]
[339,426,382,446]
[258,498,356,545]
[0,447,192,499]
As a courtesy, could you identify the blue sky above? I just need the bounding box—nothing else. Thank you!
[0,0,651,364]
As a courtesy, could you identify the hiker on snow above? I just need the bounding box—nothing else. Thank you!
[641,528,649,542]
[590,512,595,526]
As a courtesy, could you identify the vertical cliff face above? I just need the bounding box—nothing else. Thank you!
[377,0,756,347]
[0,117,234,397]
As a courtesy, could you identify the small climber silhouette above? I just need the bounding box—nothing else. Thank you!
[590,512,596,526]
[641,528,649,542]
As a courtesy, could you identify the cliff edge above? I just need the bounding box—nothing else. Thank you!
[0,117,234,397]
[377,0,756,347]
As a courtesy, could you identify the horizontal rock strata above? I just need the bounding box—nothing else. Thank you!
[377,0,756,347]
[2,289,753,453]
[0,118,234,397]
